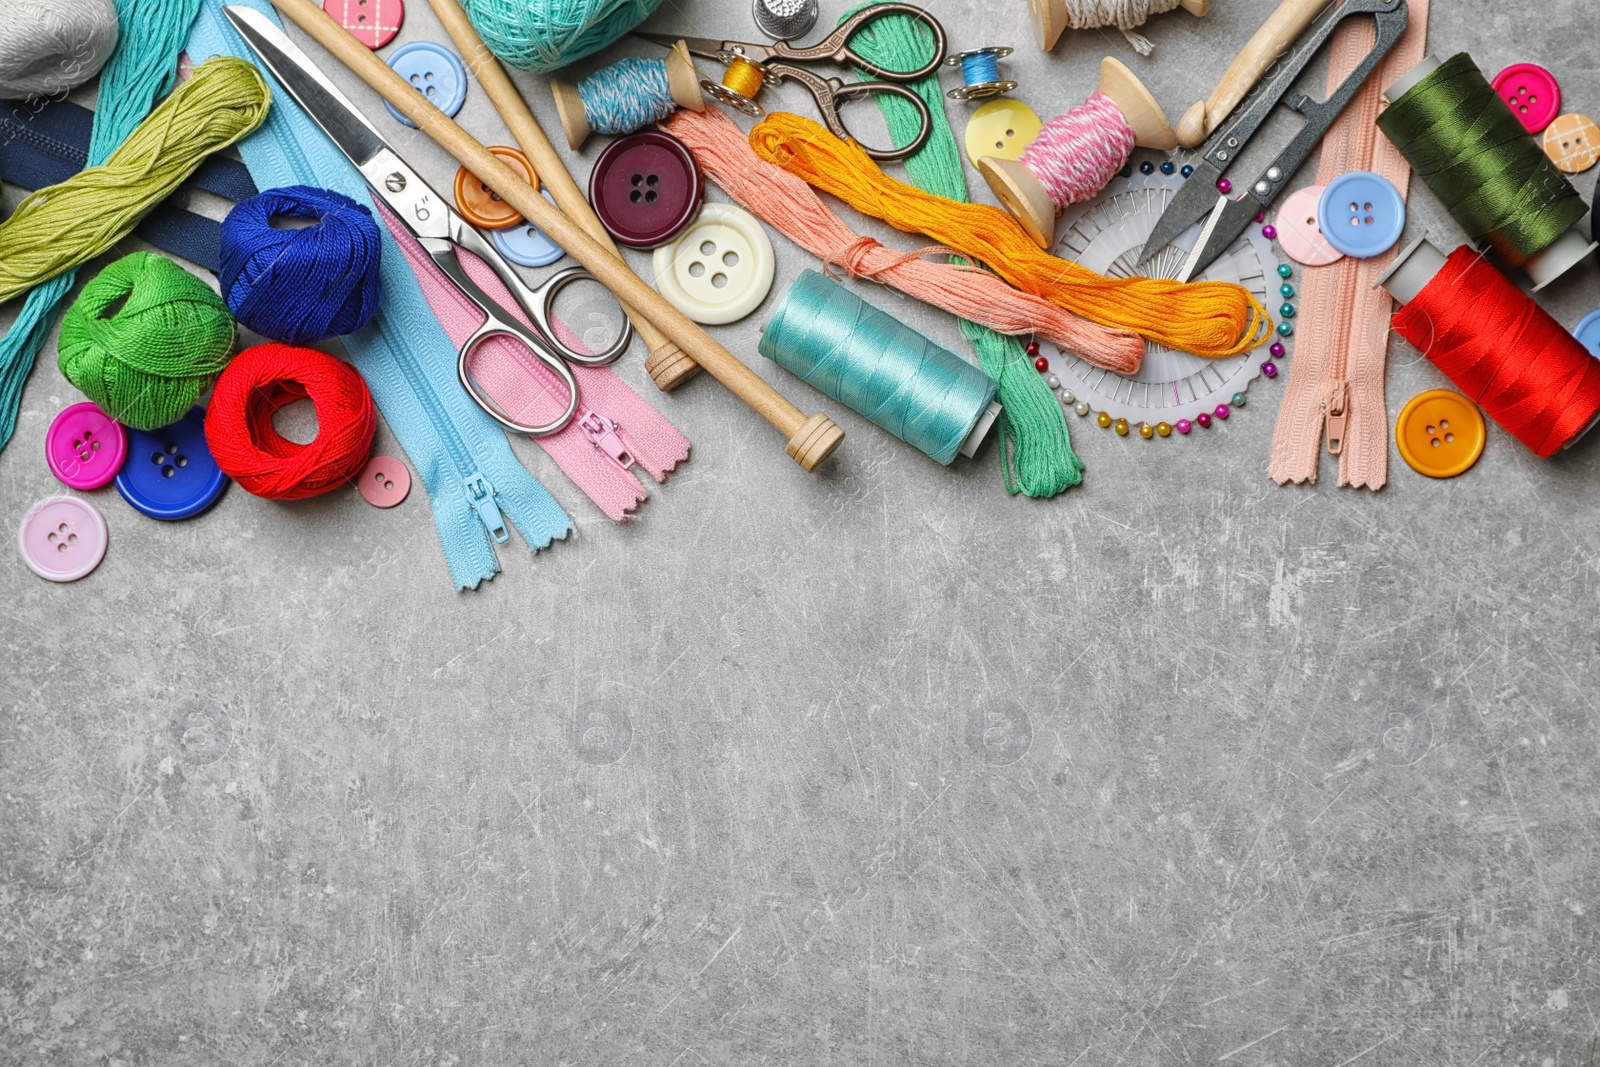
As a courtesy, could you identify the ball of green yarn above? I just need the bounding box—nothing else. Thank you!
[58,252,236,431]
[461,0,664,73]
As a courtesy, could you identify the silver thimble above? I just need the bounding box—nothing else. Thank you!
[753,0,818,40]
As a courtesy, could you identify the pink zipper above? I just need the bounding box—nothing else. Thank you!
[376,202,690,521]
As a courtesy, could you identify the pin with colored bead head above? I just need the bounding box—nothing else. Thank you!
[551,40,706,150]
[946,47,1017,101]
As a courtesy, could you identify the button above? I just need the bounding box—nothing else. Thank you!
[382,42,468,129]
[18,495,108,583]
[490,189,565,267]
[1492,63,1560,134]
[323,0,403,49]
[45,402,127,491]
[1543,113,1600,174]
[964,98,1042,167]
[1317,171,1405,259]
[589,130,703,249]
[1275,184,1345,266]
[1395,389,1486,479]
[650,203,775,325]
[1572,308,1600,357]
[115,409,229,520]
[358,454,411,508]
[454,146,537,230]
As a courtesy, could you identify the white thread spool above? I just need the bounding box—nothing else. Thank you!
[1031,0,1210,55]
[0,0,119,100]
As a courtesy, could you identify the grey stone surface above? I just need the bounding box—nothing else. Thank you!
[4,0,1600,1062]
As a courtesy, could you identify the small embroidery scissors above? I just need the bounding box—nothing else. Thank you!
[226,5,634,437]
[635,3,947,161]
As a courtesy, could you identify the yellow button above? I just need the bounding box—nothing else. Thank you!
[1543,114,1600,173]
[1395,390,1486,478]
[965,98,1042,167]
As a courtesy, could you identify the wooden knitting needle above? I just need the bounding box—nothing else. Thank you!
[1175,0,1333,148]
[422,0,702,392]
[262,0,844,471]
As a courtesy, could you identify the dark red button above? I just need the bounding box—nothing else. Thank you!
[589,131,703,249]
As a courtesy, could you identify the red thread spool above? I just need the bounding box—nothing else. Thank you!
[1385,242,1600,457]
[204,343,378,499]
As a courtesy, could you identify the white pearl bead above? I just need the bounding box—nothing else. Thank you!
[1074,402,1090,417]
[1046,375,1060,389]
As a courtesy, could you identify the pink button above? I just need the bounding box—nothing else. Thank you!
[18,495,108,583]
[1275,185,1345,267]
[324,0,404,49]
[45,402,128,491]
[1493,63,1560,134]
[357,454,411,508]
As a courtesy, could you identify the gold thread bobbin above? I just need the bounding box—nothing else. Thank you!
[703,55,767,117]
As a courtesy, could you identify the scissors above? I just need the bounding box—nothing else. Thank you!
[225,6,634,437]
[635,3,947,161]
[1135,0,1408,280]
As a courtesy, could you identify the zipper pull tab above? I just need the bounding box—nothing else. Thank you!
[577,411,635,471]
[464,472,509,543]
[1324,383,1349,457]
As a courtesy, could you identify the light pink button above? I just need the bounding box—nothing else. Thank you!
[1275,185,1345,267]
[18,495,108,583]
[358,454,411,508]
[1493,63,1560,134]
[324,0,404,49]
[45,402,127,491]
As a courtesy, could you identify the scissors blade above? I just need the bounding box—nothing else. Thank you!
[1137,159,1225,264]
[631,31,728,61]
[1176,194,1259,283]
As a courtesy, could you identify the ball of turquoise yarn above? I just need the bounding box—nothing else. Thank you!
[58,252,237,431]
[461,0,664,73]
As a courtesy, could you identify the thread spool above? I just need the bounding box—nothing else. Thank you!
[1378,53,1596,289]
[979,57,1175,248]
[1031,0,1210,55]
[218,186,384,345]
[704,55,770,117]
[759,270,1002,464]
[458,0,665,74]
[551,41,704,150]
[945,47,1017,101]
[1379,238,1600,457]
[204,342,378,499]
[57,252,237,432]
[0,0,119,100]
[753,0,818,41]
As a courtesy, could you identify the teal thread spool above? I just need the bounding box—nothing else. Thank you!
[759,271,1000,465]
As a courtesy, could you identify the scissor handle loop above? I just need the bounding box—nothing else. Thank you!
[455,312,581,437]
[770,3,946,81]
[770,66,932,161]
[519,266,632,368]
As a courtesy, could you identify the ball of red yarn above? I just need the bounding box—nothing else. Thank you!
[204,343,378,499]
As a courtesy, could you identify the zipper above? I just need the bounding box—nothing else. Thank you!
[577,410,635,472]
[1323,381,1348,456]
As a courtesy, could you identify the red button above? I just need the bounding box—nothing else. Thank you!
[1492,63,1560,134]
[323,0,403,50]
[589,131,704,249]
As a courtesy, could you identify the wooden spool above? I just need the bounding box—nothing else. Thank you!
[1031,0,1209,52]
[977,58,1175,249]
[551,40,704,151]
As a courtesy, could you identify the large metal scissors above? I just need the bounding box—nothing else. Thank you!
[226,5,634,437]
[635,3,947,161]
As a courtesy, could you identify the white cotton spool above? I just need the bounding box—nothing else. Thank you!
[0,0,120,101]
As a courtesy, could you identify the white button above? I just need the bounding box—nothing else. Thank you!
[651,203,775,325]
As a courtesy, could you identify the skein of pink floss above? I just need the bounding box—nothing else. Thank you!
[979,57,1177,248]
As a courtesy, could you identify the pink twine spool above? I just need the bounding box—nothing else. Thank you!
[1016,91,1137,210]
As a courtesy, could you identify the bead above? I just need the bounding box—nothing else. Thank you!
[1138,422,1155,439]
[1230,392,1246,408]
[1181,165,1194,178]
[1277,321,1294,337]
[1119,164,1133,178]
[1262,224,1278,240]
[1025,341,1040,357]
[1074,402,1090,417]
[1254,211,1265,224]
[1046,374,1060,389]
[1279,283,1295,298]
[1059,390,1075,405]
[1277,263,1293,278]
[1114,418,1130,435]
[1217,178,1232,194]
[1096,412,1112,429]
[1175,419,1192,434]
[1156,422,1172,437]
[1160,160,1175,175]
[1261,361,1278,378]
[1213,404,1230,420]
[1270,342,1285,358]
[1034,356,1049,372]
[1196,412,1213,428]
[1139,161,1155,175]
[1280,303,1296,318]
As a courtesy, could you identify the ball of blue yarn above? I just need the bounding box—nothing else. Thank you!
[460,0,665,73]
[218,185,383,345]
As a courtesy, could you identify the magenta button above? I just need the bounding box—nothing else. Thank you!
[1493,63,1561,134]
[357,454,411,508]
[45,402,128,491]
[18,495,108,583]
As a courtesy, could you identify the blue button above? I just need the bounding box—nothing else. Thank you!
[1318,171,1405,258]
[1574,309,1600,357]
[490,190,565,267]
[382,41,468,129]
[115,409,229,521]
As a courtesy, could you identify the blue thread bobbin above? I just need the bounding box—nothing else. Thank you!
[551,39,705,149]
[946,47,1017,101]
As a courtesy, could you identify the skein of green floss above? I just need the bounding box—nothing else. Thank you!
[58,252,236,431]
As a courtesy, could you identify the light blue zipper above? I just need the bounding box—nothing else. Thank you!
[188,0,571,589]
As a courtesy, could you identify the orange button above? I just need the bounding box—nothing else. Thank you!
[1543,114,1600,174]
[452,146,537,230]
[1395,389,1486,478]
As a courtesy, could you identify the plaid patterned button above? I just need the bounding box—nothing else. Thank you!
[1543,114,1600,174]
[323,0,403,49]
